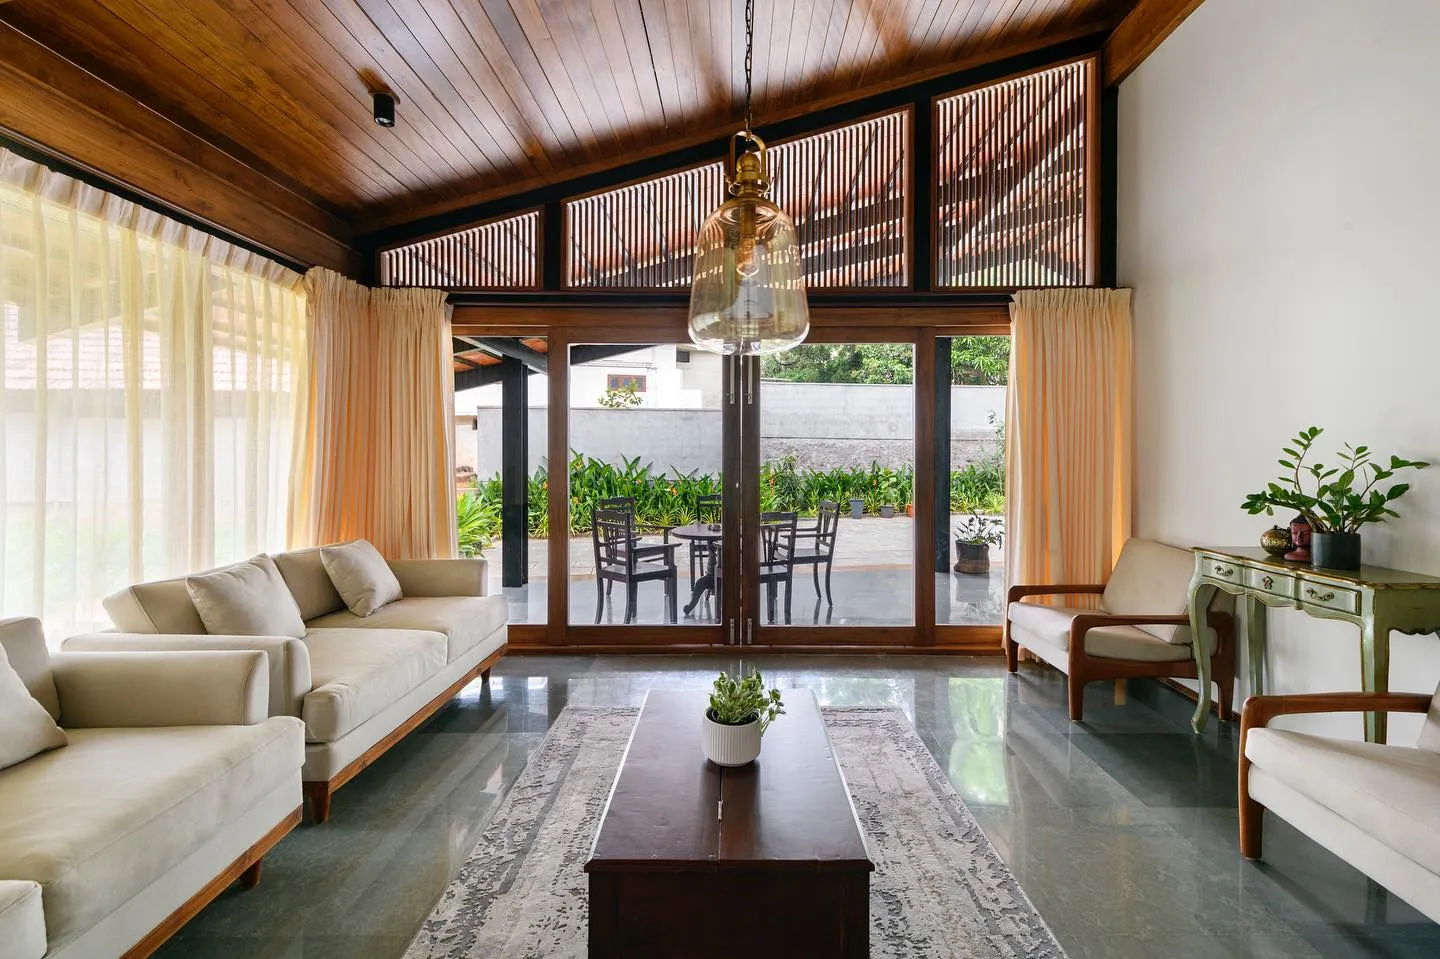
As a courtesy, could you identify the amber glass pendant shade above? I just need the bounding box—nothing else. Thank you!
[687,134,809,356]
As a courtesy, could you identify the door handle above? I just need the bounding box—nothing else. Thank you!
[745,618,753,645]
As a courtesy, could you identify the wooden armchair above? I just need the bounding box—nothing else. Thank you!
[1238,690,1440,922]
[1003,538,1235,722]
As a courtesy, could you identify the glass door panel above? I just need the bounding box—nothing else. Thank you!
[752,342,916,630]
[454,336,547,625]
[566,342,728,628]
[935,335,1008,626]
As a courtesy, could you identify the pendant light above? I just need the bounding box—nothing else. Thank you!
[687,0,809,356]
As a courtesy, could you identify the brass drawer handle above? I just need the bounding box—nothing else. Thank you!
[1306,588,1336,602]
[1213,564,1235,577]
[1261,576,1274,590]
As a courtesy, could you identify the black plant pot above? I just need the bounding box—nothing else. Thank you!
[1311,532,1362,570]
[954,542,991,575]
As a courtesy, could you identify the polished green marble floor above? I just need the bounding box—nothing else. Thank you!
[155,655,1440,958]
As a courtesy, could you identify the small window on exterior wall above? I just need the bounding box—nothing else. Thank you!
[379,209,540,289]
[607,374,646,393]
[935,59,1095,288]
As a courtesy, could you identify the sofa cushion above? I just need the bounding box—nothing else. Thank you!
[321,540,402,617]
[186,555,306,640]
[0,719,302,950]
[0,644,67,772]
[272,547,346,621]
[1100,539,1195,644]
[0,881,45,959]
[103,577,206,634]
[0,617,59,721]
[1415,681,1440,755]
[306,596,507,664]
[1008,602,1212,662]
[1246,727,1440,876]
[301,628,447,743]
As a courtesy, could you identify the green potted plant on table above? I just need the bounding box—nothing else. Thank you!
[1241,427,1428,570]
[954,509,1004,575]
[702,670,786,767]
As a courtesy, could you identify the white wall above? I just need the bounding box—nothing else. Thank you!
[1118,0,1440,740]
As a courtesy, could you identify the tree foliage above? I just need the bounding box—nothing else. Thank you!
[760,337,1008,386]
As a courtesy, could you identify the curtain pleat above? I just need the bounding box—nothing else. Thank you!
[1005,288,1134,607]
[0,148,306,639]
[288,268,457,560]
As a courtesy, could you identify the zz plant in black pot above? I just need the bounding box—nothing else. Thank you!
[1241,427,1428,569]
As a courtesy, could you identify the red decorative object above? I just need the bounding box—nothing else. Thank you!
[1285,514,1312,563]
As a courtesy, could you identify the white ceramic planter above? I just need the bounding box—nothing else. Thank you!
[701,711,762,766]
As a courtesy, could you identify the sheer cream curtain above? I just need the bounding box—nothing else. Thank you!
[1005,288,1134,601]
[288,268,456,559]
[0,148,306,638]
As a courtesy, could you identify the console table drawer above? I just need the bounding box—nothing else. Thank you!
[1202,558,1243,583]
[1245,568,1295,599]
[1299,583,1359,615]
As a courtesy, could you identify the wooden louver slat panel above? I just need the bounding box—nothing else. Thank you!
[565,110,908,289]
[935,59,1092,289]
[379,210,540,289]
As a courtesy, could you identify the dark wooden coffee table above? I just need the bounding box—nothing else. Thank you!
[585,688,872,958]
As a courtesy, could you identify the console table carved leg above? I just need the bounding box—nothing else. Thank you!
[1188,577,1216,733]
[1245,593,1268,698]
[1360,617,1392,744]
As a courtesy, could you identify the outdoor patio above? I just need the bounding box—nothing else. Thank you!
[484,515,1006,628]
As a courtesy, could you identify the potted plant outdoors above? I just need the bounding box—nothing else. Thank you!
[702,670,786,767]
[848,497,865,520]
[954,509,1003,575]
[1241,427,1429,570]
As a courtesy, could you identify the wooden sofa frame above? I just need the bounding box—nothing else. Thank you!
[302,646,506,823]
[1003,583,1236,722]
[1237,691,1434,860]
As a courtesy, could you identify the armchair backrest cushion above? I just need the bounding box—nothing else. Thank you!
[0,624,67,770]
[0,617,59,720]
[272,547,346,621]
[104,577,206,634]
[1417,683,1440,754]
[1101,538,1195,643]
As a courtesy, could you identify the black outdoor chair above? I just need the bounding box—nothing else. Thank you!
[691,493,723,589]
[792,500,840,607]
[758,511,798,624]
[592,508,678,624]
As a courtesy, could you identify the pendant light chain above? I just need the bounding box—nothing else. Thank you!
[743,0,754,134]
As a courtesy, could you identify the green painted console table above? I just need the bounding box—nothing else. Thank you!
[1187,547,1440,743]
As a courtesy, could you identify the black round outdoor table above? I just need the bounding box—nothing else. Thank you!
[669,523,722,616]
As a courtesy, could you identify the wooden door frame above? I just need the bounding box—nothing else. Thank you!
[456,305,1008,653]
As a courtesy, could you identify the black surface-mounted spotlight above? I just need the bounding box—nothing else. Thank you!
[373,91,396,128]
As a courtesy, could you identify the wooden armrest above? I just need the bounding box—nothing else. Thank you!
[1242,692,1433,732]
[1007,583,1105,604]
[632,541,679,557]
[1071,613,1190,629]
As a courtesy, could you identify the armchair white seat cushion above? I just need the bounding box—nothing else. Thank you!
[307,595,508,664]
[1245,728,1440,877]
[0,720,301,948]
[301,628,447,743]
[0,880,45,959]
[1008,602,1213,664]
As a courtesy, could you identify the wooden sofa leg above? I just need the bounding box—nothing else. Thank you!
[481,667,492,684]
[1067,673,1085,722]
[1240,796,1264,859]
[239,859,263,889]
[305,783,333,824]
[1003,631,1019,673]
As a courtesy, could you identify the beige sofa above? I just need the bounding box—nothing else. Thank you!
[1239,688,1440,923]
[0,616,303,959]
[64,548,507,823]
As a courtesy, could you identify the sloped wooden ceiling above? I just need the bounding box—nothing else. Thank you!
[0,3,1133,220]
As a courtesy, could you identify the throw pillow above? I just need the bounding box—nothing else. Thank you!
[321,539,403,617]
[186,555,307,639]
[0,644,67,771]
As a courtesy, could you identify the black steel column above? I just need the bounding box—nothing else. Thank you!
[912,97,934,292]
[934,338,952,573]
[500,357,529,587]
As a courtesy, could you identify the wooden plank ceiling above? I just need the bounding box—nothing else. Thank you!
[0,0,1138,258]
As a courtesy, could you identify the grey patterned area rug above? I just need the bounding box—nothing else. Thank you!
[405,706,1065,959]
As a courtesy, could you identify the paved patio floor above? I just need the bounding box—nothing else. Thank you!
[484,516,1006,627]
